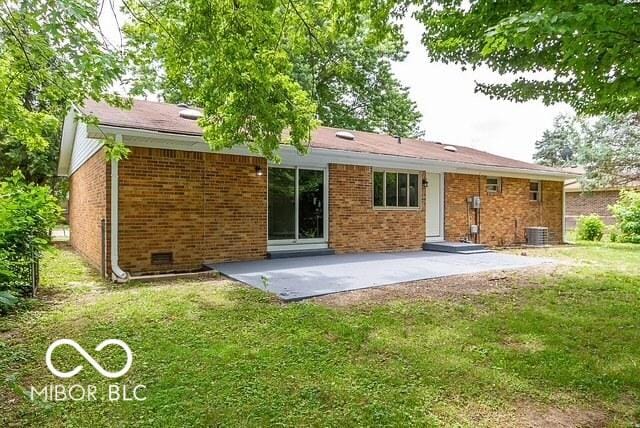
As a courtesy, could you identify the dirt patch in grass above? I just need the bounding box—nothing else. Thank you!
[462,401,609,427]
[510,403,609,428]
[313,264,569,308]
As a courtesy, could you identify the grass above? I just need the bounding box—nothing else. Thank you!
[1,243,639,426]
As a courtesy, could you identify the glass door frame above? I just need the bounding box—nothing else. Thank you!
[267,165,329,246]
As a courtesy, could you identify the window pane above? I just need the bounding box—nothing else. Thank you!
[409,174,419,207]
[268,168,296,240]
[398,174,408,206]
[373,171,384,206]
[298,169,324,239]
[487,177,500,192]
[385,173,398,206]
[530,181,539,191]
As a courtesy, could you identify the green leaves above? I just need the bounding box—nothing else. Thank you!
[0,290,19,313]
[0,171,62,306]
[609,190,640,244]
[415,0,640,115]
[124,0,317,159]
[125,0,421,159]
[0,0,126,182]
[534,113,640,189]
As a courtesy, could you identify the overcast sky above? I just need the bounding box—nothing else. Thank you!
[391,18,573,162]
[101,6,572,163]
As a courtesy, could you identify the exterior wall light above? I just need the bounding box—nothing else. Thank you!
[256,165,264,176]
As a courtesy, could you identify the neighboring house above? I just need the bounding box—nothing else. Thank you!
[58,100,574,279]
[565,173,640,229]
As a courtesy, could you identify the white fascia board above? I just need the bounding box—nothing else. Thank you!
[93,124,576,181]
[57,108,79,176]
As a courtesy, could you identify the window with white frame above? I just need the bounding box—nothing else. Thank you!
[373,171,420,208]
[529,181,541,201]
[486,177,501,193]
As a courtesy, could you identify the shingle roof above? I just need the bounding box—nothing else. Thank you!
[80,99,569,174]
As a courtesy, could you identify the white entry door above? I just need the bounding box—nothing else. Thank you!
[426,173,443,241]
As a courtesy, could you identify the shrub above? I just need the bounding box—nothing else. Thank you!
[609,189,640,243]
[576,214,605,241]
[0,171,61,312]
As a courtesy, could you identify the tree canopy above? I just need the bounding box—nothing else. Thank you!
[124,0,422,160]
[534,113,640,188]
[1,0,423,179]
[0,0,128,186]
[415,0,640,115]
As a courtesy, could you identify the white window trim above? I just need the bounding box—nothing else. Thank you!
[529,180,541,202]
[373,169,421,210]
[487,176,501,193]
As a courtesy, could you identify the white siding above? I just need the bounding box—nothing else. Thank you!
[70,122,103,175]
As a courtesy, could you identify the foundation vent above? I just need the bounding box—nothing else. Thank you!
[151,252,174,265]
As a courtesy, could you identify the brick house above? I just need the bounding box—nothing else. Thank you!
[564,177,640,229]
[58,100,574,280]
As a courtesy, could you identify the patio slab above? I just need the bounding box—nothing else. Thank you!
[212,251,555,301]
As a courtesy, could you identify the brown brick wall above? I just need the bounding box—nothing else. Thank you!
[69,149,109,272]
[328,164,426,252]
[444,173,564,245]
[70,146,567,276]
[565,190,619,228]
[117,147,267,275]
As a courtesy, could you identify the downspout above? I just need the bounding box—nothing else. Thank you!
[110,134,130,282]
[562,184,566,243]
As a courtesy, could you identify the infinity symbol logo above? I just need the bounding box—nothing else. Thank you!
[45,339,133,379]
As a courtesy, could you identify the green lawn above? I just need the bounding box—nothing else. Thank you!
[1,243,639,427]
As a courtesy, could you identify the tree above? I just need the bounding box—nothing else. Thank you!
[415,1,640,115]
[534,113,640,188]
[533,115,579,167]
[124,0,422,161]
[0,0,128,186]
[285,15,423,138]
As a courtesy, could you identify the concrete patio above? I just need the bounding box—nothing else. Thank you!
[212,251,554,301]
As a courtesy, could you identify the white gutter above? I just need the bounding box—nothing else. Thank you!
[89,124,579,181]
[110,134,130,282]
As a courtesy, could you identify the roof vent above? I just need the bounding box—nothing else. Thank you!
[335,131,355,141]
[443,145,457,152]
[176,103,189,108]
[179,108,203,120]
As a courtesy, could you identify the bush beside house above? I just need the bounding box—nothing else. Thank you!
[609,189,640,243]
[575,214,605,241]
[0,172,61,312]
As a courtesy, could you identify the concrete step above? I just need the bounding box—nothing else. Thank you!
[455,249,494,254]
[423,241,489,253]
[267,248,336,259]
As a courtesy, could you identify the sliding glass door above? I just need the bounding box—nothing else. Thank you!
[267,168,296,240]
[268,167,325,243]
